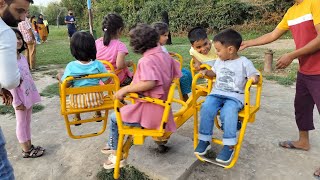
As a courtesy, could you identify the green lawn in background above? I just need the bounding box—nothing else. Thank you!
[37,26,297,86]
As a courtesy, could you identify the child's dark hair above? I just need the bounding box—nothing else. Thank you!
[152,22,168,35]
[102,13,124,46]
[213,29,242,50]
[70,32,96,61]
[129,23,159,54]
[188,27,208,44]
[12,28,27,53]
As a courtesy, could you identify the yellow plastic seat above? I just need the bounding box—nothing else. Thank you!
[59,73,120,139]
[193,70,263,168]
[112,82,188,179]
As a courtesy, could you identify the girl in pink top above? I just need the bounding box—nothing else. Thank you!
[9,28,44,158]
[102,24,181,169]
[95,13,133,87]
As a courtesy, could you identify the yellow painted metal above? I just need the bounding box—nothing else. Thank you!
[99,59,137,75]
[59,73,120,139]
[170,52,184,100]
[194,71,263,169]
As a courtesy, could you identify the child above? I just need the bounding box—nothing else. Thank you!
[152,22,192,102]
[194,29,259,164]
[188,27,218,70]
[57,32,109,123]
[102,24,181,169]
[10,28,44,158]
[95,13,133,87]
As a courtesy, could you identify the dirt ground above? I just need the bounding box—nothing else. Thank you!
[1,39,320,180]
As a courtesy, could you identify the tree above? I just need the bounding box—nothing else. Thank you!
[29,5,41,17]
[45,2,67,26]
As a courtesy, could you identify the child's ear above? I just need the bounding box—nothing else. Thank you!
[227,46,234,54]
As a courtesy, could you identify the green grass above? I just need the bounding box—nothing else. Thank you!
[37,26,297,86]
[40,83,59,98]
[96,166,150,180]
[0,104,45,115]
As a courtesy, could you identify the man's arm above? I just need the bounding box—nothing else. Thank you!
[240,28,287,50]
[276,24,320,69]
[0,30,20,90]
[289,24,320,58]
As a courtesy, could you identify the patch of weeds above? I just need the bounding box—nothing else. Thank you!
[42,70,58,77]
[0,104,45,115]
[40,83,59,98]
[96,166,150,180]
[265,73,296,86]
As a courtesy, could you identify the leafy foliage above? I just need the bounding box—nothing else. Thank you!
[45,2,68,26]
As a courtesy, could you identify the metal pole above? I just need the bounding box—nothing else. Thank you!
[87,0,93,35]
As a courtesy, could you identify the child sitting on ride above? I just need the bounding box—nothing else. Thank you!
[188,27,218,70]
[102,23,181,169]
[56,32,109,123]
[95,13,133,87]
[152,22,192,102]
[194,29,259,163]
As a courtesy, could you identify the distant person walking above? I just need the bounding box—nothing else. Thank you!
[37,14,48,43]
[65,9,77,39]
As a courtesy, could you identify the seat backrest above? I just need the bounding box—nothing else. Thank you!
[60,73,120,115]
[99,60,137,75]
[170,53,183,70]
[114,82,176,135]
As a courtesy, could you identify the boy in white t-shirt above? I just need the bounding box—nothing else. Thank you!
[194,29,259,164]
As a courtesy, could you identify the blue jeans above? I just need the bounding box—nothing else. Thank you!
[107,113,141,150]
[199,94,243,146]
[0,128,14,180]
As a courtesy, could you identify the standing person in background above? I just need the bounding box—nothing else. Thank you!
[0,0,34,179]
[65,9,76,39]
[37,14,48,43]
[30,15,40,44]
[240,0,320,177]
[18,11,36,70]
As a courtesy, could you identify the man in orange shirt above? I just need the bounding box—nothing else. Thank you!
[240,0,320,177]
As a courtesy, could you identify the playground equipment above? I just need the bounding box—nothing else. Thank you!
[59,73,120,139]
[193,71,263,168]
[59,50,263,178]
[98,60,137,75]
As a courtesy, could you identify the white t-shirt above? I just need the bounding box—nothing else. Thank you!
[210,56,259,104]
[0,17,20,90]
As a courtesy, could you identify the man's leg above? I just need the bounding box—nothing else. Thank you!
[281,72,312,150]
[0,128,14,180]
[27,42,36,70]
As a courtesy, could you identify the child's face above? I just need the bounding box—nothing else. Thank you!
[213,41,236,61]
[16,33,23,50]
[192,38,211,55]
[159,32,169,46]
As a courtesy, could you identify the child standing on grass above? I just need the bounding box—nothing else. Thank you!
[152,22,192,102]
[56,32,109,124]
[194,29,259,163]
[188,27,218,70]
[102,24,181,169]
[10,28,44,158]
[95,13,133,87]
